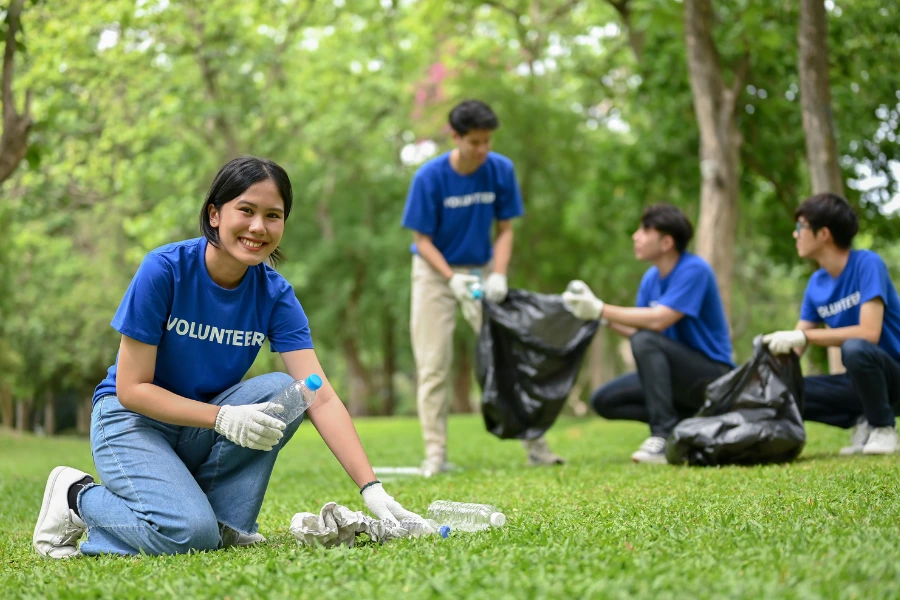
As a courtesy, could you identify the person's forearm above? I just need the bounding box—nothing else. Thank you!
[602,304,670,331]
[416,237,454,279]
[306,394,377,488]
[609,322,638,338]
[492,227,513,275]
[804,325,880,347]
[117,383,220,428]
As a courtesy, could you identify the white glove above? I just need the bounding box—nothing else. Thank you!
[448,273,480,303]
[214,403,286,451]
[762,330,808,355]
[484,273,508,303]
[561,280,605,321]
[360,482,423,524]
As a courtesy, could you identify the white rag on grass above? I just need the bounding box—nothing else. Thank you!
[290,502,431,548]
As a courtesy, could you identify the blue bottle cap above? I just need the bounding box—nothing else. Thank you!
[305,374,323,391]
[439,525,450,538]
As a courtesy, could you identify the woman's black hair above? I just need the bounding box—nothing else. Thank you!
[199,156,293,266]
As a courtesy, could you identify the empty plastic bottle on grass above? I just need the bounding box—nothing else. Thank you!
[264,374,323,425]
[425,501,506,533]
[399,519,450,539]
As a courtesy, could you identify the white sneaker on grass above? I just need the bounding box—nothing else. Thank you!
[862,426,900,455]
[522,437,565,466]
[33,466,92,559]
[631,436,668,464]
[839,417,871,455]
[419,456,454,478]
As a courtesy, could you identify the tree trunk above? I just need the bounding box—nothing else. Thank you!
[451,332,473,413]
[338,261,373,416]
[341,338,372,417]
[0,0,32,184]
[684,0,747,320]
[0,382,12,428]
[569,331,614,417]
[15,397,32,432]
[799,0,845,197]
[606,0,645,61]
[76,395,92,435]
[43,392,56,436]
[799,0,846,375]
[379,309,397,416]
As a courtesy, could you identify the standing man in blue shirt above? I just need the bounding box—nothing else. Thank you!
[562,204,734,464]
[401,99,564,476]
[763,193,900,455]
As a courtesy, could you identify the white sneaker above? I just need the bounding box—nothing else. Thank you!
[221,524,266,547]
[862,426,900,455]
[522,437,565,466]
[839,417,871,455]
[33,466,92,558]
[419,455,450,478]
[631,436,668,464]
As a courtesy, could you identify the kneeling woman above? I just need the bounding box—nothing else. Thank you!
[33,156,419,558]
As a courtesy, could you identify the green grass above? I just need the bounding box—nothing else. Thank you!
[2,416,900,599]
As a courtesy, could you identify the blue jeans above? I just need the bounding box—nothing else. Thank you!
[78,372,299,556]
[803,339,900,429]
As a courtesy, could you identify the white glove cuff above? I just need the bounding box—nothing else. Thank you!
[214,406,228,431]
[359,480,381,495]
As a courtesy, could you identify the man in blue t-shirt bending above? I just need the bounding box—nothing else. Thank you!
[401,99,563,476]
[562,204,734,464]
[763,193,900,455]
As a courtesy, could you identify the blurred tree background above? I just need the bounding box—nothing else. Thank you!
[1,0,898,434]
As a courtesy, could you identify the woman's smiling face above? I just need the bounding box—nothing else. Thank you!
[208,179,285,266]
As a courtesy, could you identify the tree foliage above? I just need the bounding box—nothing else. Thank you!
[1,0,898,432]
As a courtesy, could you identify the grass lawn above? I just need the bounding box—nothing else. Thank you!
[2,415,899,599]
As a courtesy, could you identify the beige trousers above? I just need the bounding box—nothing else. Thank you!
[410,255,485,461]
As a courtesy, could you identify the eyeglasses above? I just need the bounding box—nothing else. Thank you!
[794,222,812,233]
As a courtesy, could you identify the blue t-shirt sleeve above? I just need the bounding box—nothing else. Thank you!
[268,285,314,353]
[110,253,174,345]
[799,279,823,323]
[401,169,439,235]
[495,162,524,221]
[657,263,707,317]
[858,252,890,305]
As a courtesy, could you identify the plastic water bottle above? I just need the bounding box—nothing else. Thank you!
[469,270,484,300]
[264,374,323,425]
[399,519,450,539]
[425,501,506,533]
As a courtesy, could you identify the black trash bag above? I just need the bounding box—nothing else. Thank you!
[665,336,806,466]
[476,289,599,440]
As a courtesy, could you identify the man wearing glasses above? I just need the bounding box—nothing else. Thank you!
[763,193,900,455]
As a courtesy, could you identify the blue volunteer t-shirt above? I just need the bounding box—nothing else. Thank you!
[401,151,524,265]
[92,237,314,405]
[636,252,734,366]
[800,249,900,362]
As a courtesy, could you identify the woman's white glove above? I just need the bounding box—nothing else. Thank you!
[762,330,808,355]
[561,280,605,321]
[360,481,423,524]
[214,403,286,451]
